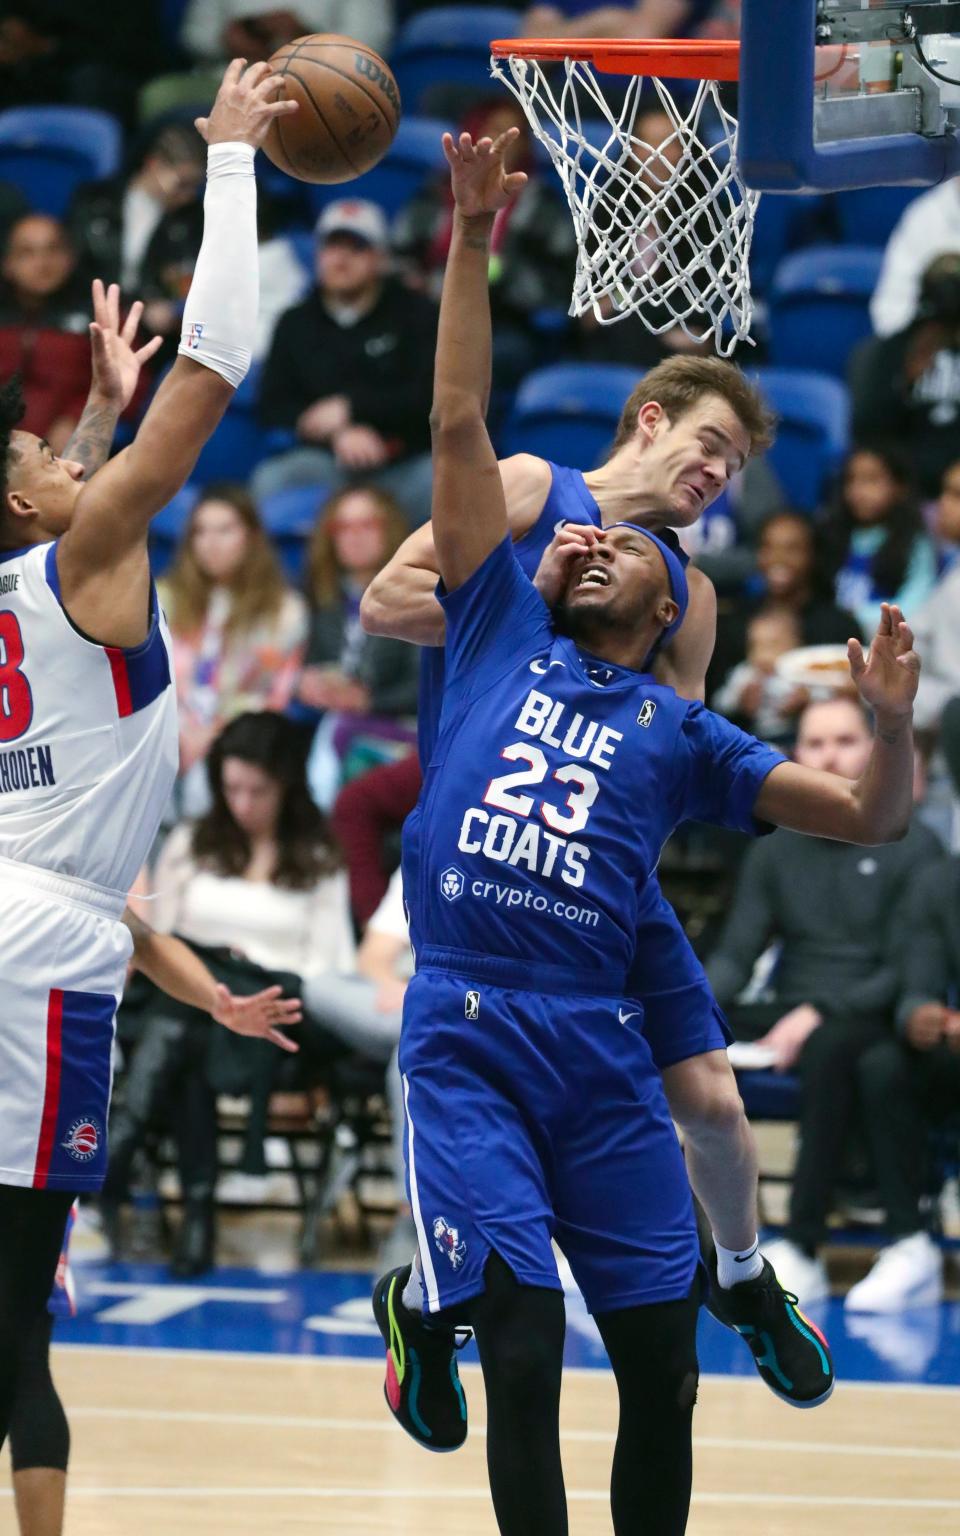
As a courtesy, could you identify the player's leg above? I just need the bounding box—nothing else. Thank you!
[469,1252,567,1536]
[660,1047,759,1258]
[9,1311,69,1536]
[595,1285,700,1536]
[0,1187,75,1453]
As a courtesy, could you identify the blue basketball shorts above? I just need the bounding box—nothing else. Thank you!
[399,968,700,1317]
[630,878,732,1071]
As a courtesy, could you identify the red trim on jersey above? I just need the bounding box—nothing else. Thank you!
[33,989,64,1189]
[105,647,133,717]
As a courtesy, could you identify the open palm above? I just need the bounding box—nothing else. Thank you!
[848,603,920,717]
[443,128,528,218]
[88,278,162,411]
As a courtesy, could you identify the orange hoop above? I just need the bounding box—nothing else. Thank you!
[490,37,740,83]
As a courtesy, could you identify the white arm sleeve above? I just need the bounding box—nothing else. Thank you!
[178,141,258,390]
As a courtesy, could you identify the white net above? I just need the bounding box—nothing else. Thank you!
[489,52,760,356]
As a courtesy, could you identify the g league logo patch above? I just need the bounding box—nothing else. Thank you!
[61,1118,101,1162]
[185,321,204,351]
[433,1215,467,1270]
[465,990,480,1020]
[637,699,657,728]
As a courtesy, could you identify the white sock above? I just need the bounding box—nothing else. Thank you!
[402,1256,425,1313]
[714,1234,763,1288]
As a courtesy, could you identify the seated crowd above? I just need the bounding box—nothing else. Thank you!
[3,0,959,1312]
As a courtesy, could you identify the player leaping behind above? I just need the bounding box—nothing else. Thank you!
[373,127,919,1535]
[0,59,296,1470]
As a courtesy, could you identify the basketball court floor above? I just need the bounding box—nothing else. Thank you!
[2,1246,957,1536]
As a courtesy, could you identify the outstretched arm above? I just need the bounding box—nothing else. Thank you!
[430,130,527,593]
[123,906,301,1052]
[56,59,297,647]
[754,604,919,843]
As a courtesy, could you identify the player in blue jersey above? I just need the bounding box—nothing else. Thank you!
[363,267,795,1391]
[371,127,920,1535]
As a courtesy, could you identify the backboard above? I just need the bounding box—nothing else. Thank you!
[740,0,960,191]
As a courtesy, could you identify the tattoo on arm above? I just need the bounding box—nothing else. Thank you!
[877,723,906,745]
[63,400,120,476]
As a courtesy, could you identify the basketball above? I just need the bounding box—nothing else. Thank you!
[263,33,401,185]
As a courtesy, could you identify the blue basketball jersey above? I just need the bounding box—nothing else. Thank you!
[416,461,689,768]
[404,537,783,990]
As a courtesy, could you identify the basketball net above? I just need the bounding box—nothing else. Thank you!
[489,50,759,356]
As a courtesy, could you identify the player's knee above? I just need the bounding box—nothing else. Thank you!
[676,1073,745,1143]
[484,1323,562,1408]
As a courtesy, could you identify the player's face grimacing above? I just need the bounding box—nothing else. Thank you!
[4,430,85,538]
[557,525,678,638]
[635,394,750,527]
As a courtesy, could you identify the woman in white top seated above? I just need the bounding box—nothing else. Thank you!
[105,711,354,1276]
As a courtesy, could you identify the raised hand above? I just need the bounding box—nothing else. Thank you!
[847,603,920,721]
[442,128,528,219]
[533,520,602,607]
[211,982,302,1052]
[195,57,298,148]
[88,278,163,412]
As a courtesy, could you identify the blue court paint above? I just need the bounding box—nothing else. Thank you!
[61,1261,960,1389]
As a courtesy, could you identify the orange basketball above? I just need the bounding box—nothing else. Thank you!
[263,33,401,185]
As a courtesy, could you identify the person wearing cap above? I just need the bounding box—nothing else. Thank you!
[254,197,437,523]
[370,128,921,1533]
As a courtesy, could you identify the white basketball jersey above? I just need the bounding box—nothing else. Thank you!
[0,540,178,892]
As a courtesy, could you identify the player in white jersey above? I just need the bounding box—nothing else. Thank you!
[0,57,298,1466]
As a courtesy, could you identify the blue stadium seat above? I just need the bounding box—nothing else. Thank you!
[750,367,850,512]
[835,184,925,247]
[499,363,640,468]
[768,245,884,378]
[391,7,523,113]
[308,115,453,217]
[149,483,198,575]
[748,192,826,298]
[0,107,122,217]
[260,484,329,581]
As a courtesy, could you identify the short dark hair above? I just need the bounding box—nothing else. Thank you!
[0,374,25,515]
[610,357,776,457]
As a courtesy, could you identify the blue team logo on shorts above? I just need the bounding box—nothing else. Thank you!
[433,1215,467,1270]
[61,1117,102,1162]
[440,866,465,902]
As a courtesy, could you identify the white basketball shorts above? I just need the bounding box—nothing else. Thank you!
[0,855,131,1192]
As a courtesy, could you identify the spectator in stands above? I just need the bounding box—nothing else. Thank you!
[0,1,163,126]
[708,510,861,705]
[394,96,577,384]
[0,214,91,452]
[853,254,960,498]
[254,200,437,525]
[332,752,421,928]
[302,863,414,1267]
[913,459,960,736]
[159,484,309,814]
[521,1,718,39]
[106,712,355,1276]
[838,850,960,1311]
[712,608,803,744]
[180,0,393,65]
[68,122,206,296]
[819,446,937,634]
[705,696,941,1302]
[871,178,960,338]
[296,485,420,723]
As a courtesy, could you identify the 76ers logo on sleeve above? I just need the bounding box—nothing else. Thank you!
[61,1117,102,1162]
[433,1215,467,1270]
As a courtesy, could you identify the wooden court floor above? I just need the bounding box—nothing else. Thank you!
[1,1345,958,1535]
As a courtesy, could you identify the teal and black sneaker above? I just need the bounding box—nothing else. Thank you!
[708,1254,835,1408]
[371,1265,469,1452]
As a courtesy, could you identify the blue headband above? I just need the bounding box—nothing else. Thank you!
[607,522,689,645]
